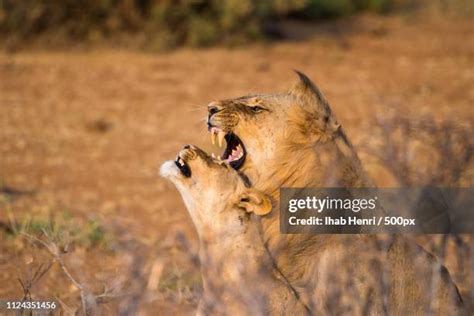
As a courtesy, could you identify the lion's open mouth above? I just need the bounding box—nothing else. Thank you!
[175,156,191,178]
[209,128,246,170]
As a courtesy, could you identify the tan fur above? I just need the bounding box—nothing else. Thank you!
[161,146,309,316]
[206,71,466,315]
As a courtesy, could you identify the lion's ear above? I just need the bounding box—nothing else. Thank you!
[289,70,331,115]
[238,189,272,216]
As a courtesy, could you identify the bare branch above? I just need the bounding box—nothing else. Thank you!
[21,232,91,315]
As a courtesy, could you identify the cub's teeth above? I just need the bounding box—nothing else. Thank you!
[218,131,225,148]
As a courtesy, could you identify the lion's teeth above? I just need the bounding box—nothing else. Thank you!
[218,131,225,148]
[212,153,215,158]
[211,132,215,145]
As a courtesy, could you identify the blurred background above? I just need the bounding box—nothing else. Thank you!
[0,0,473,314]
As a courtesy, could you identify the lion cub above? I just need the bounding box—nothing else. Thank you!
[161,145,309,316]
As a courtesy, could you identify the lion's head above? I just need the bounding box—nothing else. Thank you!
[206,71,366,192]
[160,145,271,237]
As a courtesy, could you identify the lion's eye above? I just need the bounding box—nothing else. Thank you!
[250,106,264,113]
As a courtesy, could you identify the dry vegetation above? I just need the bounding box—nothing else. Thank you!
[0,6,473,315]
[0,0,410,50]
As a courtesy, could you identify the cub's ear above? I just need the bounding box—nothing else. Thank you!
[238,189,272,216]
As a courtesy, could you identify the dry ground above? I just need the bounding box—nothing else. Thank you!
[0,12,473,315]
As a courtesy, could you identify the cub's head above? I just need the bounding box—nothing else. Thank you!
[160,145,271,235]
[206,71,342,187]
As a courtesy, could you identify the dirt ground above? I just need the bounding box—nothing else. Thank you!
[0,12,473,315]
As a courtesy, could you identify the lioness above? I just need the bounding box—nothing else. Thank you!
[205,71,466,314]
[160,145,310,315]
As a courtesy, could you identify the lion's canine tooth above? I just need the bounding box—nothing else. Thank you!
[212,153,215,158]
[211,132,215,145]
[218,131,225,148]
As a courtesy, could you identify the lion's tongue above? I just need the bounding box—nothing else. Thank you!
[225,144,244,163]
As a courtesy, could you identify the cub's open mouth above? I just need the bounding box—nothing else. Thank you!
[175,156,191,178]
[209,128,246,170]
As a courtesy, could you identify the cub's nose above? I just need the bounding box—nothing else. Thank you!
[182,144,197,152]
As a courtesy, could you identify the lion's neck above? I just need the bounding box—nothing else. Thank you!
[255,130,372,197]
[254,129,374,288]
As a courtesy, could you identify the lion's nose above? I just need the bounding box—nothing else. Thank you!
[208,102,223,116]
[209,106,219,115]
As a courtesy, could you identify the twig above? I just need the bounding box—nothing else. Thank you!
[16,259,53,301]
[21,232,90,315]
[54,295,75,316]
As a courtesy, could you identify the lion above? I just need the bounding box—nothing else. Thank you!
[160,145,310,315]
[204,71,466,314]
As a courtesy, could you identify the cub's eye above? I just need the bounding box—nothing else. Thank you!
[250,106,264,113]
